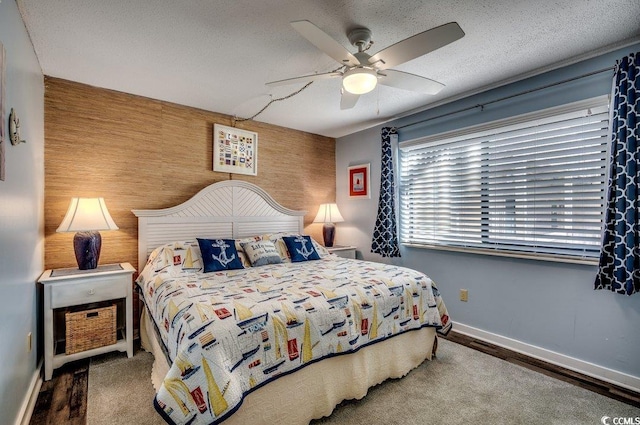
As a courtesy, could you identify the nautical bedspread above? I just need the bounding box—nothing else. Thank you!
[136,241,451,425]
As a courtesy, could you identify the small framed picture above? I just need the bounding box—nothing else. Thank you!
[213,124,258,176]
[348,163,370,199]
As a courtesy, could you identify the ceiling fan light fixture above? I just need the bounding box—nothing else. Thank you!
[342,67,378,95]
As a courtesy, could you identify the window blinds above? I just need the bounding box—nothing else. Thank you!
[399,98,610,260]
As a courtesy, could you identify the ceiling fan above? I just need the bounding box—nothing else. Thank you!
[266,20,465,110]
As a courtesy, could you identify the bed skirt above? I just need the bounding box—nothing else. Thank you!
[141,309,436,424]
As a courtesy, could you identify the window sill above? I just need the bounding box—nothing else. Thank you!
[402,243,599,266]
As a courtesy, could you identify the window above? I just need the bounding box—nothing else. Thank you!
[399,97,610,261]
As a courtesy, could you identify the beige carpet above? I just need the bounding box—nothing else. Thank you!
[87,339,639,425]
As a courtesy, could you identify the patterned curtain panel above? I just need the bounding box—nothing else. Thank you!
[371,127,401,257]
[595,52,640,296]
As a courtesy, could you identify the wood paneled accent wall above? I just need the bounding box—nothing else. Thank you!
[44,77,336,272]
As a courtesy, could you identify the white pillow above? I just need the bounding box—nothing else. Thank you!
[240,240,282,266]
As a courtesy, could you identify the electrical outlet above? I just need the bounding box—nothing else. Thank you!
[459,289,468,302]
[27,332,32,352]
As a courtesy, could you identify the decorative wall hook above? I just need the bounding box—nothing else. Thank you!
[9,108,26,145]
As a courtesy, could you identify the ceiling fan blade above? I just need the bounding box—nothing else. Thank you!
[266,71,342,87]
[291,20,360,67]
[368,22,464,70]
[378,70,445,95]
[340,89,360,110]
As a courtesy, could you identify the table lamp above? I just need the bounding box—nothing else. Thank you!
[56,197,119,270]
[313,203,344,247]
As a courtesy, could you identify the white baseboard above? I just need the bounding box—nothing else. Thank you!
[452,322,640,393]
[15,360,43,425]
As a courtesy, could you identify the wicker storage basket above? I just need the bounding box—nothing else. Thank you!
[65,304,117,354]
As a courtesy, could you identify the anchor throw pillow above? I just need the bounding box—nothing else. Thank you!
[240,240,282,267]
[283,235,321,262]
[197,238,245,272]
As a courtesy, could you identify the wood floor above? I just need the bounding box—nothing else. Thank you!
[29,332,640,424]
[30,359,89,425]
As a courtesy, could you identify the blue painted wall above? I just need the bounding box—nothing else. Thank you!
[0,1,45,422]
[336,43,640,381]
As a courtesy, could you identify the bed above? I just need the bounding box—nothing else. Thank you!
[133,180,451,425]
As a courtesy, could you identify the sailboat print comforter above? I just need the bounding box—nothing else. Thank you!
[136,239,451,425]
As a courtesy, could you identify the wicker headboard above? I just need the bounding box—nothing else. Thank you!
[132,180,306,268]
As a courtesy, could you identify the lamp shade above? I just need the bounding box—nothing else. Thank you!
[342,67,378,95]
[313,203,344,224]
[56,198,119,232]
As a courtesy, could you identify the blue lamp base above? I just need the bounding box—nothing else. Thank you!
[322,223,336,247]
[73,231,102,270]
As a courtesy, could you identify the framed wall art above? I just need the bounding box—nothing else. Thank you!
[348,163,370,199]
[213,124,258,176]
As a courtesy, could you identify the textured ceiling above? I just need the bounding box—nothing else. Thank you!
[16,0,640,138]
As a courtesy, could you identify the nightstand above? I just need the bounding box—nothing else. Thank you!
[326,245,357,259]
[39,263,135,380]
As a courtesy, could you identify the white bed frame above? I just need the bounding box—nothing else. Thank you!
[133,179,436,424]
[132,180,306,268]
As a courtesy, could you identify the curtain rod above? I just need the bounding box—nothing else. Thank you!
[397,66,614,131]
